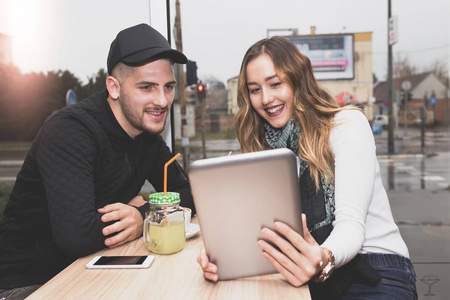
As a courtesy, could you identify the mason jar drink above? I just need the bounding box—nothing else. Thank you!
[143,192,186,254]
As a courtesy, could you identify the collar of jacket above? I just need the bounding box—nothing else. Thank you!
[89,89,149,142]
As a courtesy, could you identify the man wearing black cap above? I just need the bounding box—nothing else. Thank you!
[0,24,195,299]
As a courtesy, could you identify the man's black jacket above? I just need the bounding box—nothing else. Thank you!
[0,90,195,289]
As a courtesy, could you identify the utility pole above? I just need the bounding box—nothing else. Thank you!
[174,0,189,171]
[196,83,207,159]
[421,93,427,154]
[387,0,394,154]
[403,92,408,136]
[201,88,207,159]
[446,79,449,127]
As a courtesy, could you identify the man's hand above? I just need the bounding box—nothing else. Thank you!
[127,195,147,207]
[98,196,145,248]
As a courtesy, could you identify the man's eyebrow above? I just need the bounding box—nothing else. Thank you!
[135,81,177,86]
[136,81,158,86]
[247,74,278,86]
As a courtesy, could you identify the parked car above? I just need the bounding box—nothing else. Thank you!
[373,115,388,127]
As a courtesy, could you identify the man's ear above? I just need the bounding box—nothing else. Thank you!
[106,76,120,100]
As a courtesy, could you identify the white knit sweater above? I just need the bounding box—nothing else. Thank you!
[321,109,409,268]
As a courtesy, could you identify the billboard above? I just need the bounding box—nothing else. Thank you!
[286,34,354,80]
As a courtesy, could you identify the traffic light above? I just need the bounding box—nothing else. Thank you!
[406,92,412,102]
[396,90,405,107]
[396,90,413,108]
[197,83,206,100]
[186,61,198,86]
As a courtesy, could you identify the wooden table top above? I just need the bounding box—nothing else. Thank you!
[27,218,311,300]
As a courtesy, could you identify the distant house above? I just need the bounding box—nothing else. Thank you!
[373,72,449,124]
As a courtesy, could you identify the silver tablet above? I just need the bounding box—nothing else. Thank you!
[188,148,303,280]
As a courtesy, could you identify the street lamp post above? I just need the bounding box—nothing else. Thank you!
[387,0,394,154]
[402,80,411,137]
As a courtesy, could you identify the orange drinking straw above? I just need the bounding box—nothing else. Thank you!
[164,153,181,196]
[163,153,181,226]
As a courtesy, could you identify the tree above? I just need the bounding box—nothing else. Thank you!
[0,64,23,140]
[47,70,83,109]
[393,54,417,78]
[79,69,107,101]
[202,75,225,90]
[0,66,83,140]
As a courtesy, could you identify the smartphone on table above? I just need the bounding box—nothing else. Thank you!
[86,255,155,269]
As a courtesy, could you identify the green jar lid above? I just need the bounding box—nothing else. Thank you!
[149,192,180,204]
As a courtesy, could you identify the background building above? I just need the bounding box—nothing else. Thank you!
[374,72,450,125]
[227,76,238,116]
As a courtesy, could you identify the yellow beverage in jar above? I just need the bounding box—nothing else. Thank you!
[144,221,185,254]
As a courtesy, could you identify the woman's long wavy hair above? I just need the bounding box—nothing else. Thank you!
[236,36,353,189]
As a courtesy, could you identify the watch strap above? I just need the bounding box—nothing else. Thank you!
[312,247,335,283]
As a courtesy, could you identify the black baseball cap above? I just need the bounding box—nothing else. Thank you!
[107,23,188,74]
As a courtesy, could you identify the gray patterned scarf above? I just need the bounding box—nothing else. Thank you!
[264,119,335,234]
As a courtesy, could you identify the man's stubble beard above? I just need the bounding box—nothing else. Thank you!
[119,91,168,135]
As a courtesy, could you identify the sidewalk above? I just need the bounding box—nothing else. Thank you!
[387,188,450,299]
[388,189,450,261]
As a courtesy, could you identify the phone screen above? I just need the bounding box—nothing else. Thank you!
[94,256,147,266]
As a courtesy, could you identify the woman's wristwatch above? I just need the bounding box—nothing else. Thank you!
[312,247,335,283]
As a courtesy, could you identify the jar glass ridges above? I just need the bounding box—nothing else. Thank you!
[143,192,186,254]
